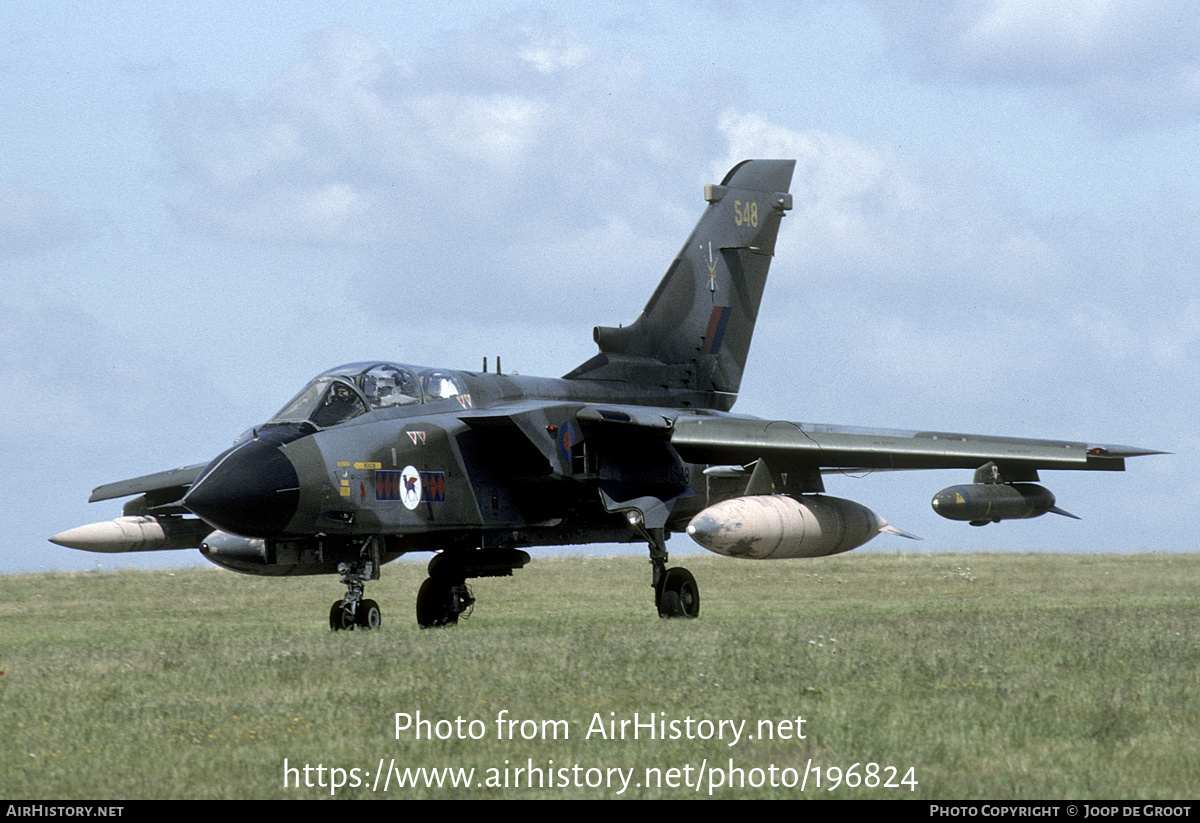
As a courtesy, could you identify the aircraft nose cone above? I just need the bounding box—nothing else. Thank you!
[183,435,300,538]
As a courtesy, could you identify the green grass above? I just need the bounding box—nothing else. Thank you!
[1,553,1197,799]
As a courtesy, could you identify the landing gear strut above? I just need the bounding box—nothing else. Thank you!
[329,538,383,631]
[645,525,700,619]
[601,492,699,619]
[415,547,529,628]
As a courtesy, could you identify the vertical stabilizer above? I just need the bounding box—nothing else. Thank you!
[565,160,794,409]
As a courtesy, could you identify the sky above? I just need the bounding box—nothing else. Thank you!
[4,0,1197,574]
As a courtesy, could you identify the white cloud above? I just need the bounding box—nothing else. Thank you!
[866,0,1200,129]
[717,110,1058,291]
[964,1,1128,64]
[152,17,732,337]
[156,23,711,250]
[516,30,591,74]
[406,93,547,172]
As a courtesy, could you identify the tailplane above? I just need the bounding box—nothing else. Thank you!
[565,159,794,409]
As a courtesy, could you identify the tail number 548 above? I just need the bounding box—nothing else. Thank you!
[734,200,758,227]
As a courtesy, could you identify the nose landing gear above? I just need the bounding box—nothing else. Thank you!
[330,596,381,630]
[329,540,382,631]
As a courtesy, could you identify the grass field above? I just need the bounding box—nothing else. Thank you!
[1,552,1197,799]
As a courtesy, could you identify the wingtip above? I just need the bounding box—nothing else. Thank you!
[1089,445,1170,459]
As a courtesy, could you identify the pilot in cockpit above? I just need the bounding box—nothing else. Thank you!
[361,365,422,408]
[311,380,366,427]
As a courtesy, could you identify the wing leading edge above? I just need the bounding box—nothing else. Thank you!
[670,415,1163,473]
[88,463,207,503]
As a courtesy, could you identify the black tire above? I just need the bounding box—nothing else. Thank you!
[416,578,458,628]
[356,599,382,630]
[658,567,700,619]
[330,600,355,631]
[658,590,681,618]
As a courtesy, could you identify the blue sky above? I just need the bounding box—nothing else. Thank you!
[4,1,1196,573]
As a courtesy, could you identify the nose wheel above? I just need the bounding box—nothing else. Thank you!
[329,551,382,631]
[330,598,381,631]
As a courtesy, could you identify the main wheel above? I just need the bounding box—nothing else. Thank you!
[329,600,356,631]
[416,578,459,628]
[356,599,382,630]
[657,567,700,619]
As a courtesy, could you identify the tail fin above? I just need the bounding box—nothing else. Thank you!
[565,159,794,409]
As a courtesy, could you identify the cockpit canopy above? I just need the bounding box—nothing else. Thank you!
[267,362,468,428]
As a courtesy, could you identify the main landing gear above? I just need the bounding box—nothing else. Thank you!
[415,576,474,628]
[657,566,699,619]
[647,526,699,619]
[415,547,531,629]
[603,494,700,619]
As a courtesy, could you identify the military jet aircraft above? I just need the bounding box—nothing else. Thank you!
[51,159,1160,630]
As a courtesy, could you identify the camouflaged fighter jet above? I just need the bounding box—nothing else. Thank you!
[51,159,1161,630]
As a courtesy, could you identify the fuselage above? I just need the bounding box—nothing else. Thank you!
[182,361,724,567]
